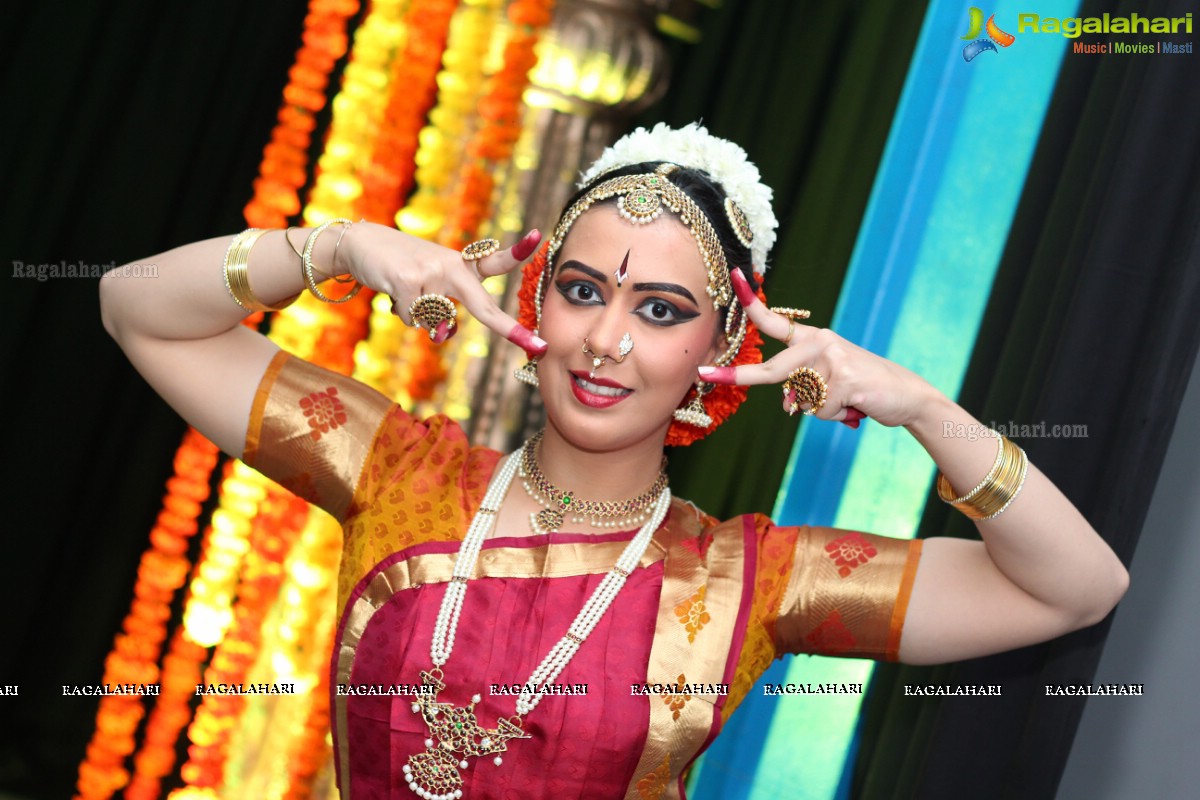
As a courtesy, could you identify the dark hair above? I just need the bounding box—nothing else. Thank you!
[556,160,761,300]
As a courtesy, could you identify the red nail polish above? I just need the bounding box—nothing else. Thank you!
[844,407,866,423]
[511,229,542,261]
[508,324,548,356]
[697,366,737,384]
[433,320,452,344]
[730,269,757,308]
[841,418,861,429]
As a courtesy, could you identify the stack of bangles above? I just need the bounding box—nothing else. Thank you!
[936,431,1029,521]
[222,219,362,312]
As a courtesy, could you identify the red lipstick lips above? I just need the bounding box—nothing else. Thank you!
[569,370,632,408]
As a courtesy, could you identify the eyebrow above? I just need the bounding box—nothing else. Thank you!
[558,260,608,283]
[559,260,699,306]
[632,282,698,306]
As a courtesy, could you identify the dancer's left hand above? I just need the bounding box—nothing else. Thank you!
[697,270,939,429]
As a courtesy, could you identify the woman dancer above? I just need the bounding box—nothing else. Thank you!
[100,123,1127,799]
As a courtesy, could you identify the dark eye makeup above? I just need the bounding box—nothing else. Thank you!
[556,279,602,305]
[554,260,702,327]
[634,298,698,326]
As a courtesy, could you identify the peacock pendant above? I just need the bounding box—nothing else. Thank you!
[403,669,530,800]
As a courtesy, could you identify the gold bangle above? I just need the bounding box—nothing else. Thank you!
[222,228,297,312]
[937,429,1004,505]
[937,434,1029,521]
[973,439,1028,520]
[302,219,362,303]
[284,227,354,283]
[331,221,358,283]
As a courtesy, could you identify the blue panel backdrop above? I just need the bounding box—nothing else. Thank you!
[690,1,1077,797]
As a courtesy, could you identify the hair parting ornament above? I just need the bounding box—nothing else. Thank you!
[517,123,780,446]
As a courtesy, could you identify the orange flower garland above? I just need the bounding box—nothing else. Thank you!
[281,668,332,799]
[516,243,765,446]
[74,429,219,799]
[175,485,309,789]
[125,628,207,800]
[277,523,342,798]
[442,0,558,247]
[396,1,503,240]
[356,0,459,223]
[77,1,672,795]
[347,0,461,403]
[244,0,360,227]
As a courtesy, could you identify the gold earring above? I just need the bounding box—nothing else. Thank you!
[514,358,539,387]
[673,383,713,427]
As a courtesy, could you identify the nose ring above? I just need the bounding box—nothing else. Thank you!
[582,333,634,379]
[582,339,607,379]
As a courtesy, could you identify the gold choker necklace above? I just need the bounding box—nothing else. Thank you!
[518,430,668,534]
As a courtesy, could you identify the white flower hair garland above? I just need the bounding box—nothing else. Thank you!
[579,122,779,271]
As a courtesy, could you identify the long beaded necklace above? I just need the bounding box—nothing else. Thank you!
[402,437,672,800]
[519,429,669,534]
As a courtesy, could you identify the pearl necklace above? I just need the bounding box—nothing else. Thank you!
[402,439,672,800]
[519,429,669,534]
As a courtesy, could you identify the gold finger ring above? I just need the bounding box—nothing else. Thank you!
[408,294,457,340]
[770,307,810,347]
[782,367,828,416]
[461,238,500,261]
[769,306,812,321]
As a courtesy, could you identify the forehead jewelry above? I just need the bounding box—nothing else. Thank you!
[543,164,731,310]
[536,163,747,372]
[578,123,779,273]
[724,196,753,250]
[614,249,630,287]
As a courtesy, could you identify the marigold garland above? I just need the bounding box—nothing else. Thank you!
[74,429,219,800]
[126,628,208,800]
[442,0,558,247]
[275,518,342,797]
[517,243,765,446]
[119,0,365,785]
[365,0,503,409]
[304,0,409,219]
[78,1,686,796]
[396,0,502,239]
[172,484,308,790]
[357,0,459,223]
[157,0,398,788]
[244,0,360,227]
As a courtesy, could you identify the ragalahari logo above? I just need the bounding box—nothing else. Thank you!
[961,7,1016,61]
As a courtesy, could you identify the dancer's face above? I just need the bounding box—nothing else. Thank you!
[537,204,723,453]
